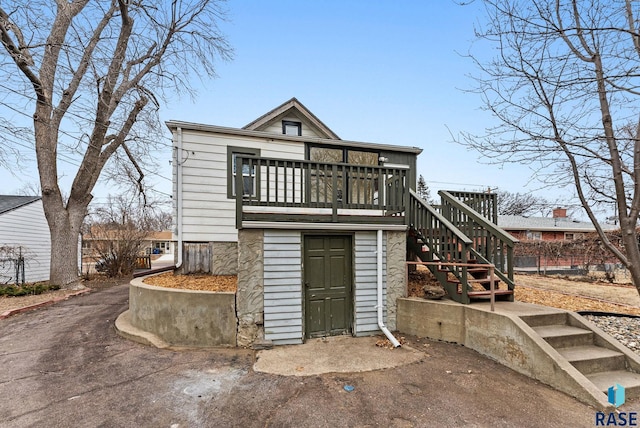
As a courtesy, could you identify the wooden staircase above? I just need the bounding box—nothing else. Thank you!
[407,190,517,304]
[521,311,640,400]
[455,261,514,300]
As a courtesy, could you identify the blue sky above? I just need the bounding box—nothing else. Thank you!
[3,1,572,210]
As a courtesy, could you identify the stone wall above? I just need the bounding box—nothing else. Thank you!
[212,241,238,275]
[385,230,407,331]
[236,229,264,347]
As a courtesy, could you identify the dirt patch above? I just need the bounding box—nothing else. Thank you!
[143,272,238,292]
[408,266,446,299]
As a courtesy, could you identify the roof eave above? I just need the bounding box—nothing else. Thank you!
[165,120,423,154]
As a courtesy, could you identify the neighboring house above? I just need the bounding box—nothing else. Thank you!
[83,227,172,257]
[146,231,174,255]
[0,196,51,283]
[498,208,619,270]
[498,208,618,242]
[168,98,514,347]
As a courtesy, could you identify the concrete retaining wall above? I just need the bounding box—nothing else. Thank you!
[128,277,237,347]
[397,297,612,410]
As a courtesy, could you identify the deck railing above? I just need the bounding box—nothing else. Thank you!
[235,156,410,226]
[439,190,518,290]
[446,190,498,225]
[408,190,475,302]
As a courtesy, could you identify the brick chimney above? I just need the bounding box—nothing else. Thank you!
[552,207,567,218]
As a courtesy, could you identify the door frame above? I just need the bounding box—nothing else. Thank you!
[301,232,355,339]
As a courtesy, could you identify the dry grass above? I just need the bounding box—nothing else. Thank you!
[515,286,640,316]
[408,267,640,315]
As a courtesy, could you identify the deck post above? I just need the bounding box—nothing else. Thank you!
[235,156,243,230]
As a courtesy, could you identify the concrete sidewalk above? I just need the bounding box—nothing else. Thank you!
[254,335,424,376]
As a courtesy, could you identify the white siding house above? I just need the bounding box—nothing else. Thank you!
[168,98,421,346]
[0,196,51,283]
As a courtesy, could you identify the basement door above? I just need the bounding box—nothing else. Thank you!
[304,235,353,338]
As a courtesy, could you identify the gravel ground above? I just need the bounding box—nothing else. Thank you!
[584,314,640,354]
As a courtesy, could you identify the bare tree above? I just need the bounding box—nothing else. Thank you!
[145,209,173,232]
[0,1,231,288]
[458,0,640,295]
[496,191,548,216]
[84,194,153,277]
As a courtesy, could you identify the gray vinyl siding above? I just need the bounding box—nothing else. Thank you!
[354,231,386,335]
[263,230,303,345]
[174,131,305,243]
[0,200,51,283]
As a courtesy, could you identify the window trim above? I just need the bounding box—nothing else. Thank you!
[305,143,380,165]
[282,120,302,136]
[227,146,261,199]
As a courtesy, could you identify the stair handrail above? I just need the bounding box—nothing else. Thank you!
[439,190,518,244]
[409,190,475,303]
[408,261,499,311]
[469,248,516,291]
[439,190,519,288]
[409,190,472,245]
[446,190,498,225]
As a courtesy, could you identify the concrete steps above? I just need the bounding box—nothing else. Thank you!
[557,346,625,374]
[532,324,594,348]
[522,311,640,400]
[587,371,640,397]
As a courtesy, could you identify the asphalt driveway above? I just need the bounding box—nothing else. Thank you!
[0,282,606,427]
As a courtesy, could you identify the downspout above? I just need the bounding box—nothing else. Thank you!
[377,229,401,348]
[175,127,183,269]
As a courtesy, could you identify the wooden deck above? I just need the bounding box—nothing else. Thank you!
[235,156,410,227]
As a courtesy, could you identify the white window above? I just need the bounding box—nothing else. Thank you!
[227,146,260,199]
[283,120,301,136]
[232,153,256,196]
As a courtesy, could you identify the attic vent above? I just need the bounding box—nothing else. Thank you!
[283,120,301,136]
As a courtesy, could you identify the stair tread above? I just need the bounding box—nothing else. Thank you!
[467,268,489,274]
[447,278,500,284]
[467,278,500,284]
[587,370,640,392]
[533,325,592,338]
[467,289,513,296]
[557,346,624,362]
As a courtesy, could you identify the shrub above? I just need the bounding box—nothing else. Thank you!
[0,283,60,297]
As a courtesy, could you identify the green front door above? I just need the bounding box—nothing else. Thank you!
[304,235,353,338]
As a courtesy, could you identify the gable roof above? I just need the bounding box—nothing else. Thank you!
[0,195,41,215]
[243,97,341,140]
[498,215,618,233]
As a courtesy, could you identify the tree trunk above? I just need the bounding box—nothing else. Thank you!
[44,199,86,289]
[619,220,640,296]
